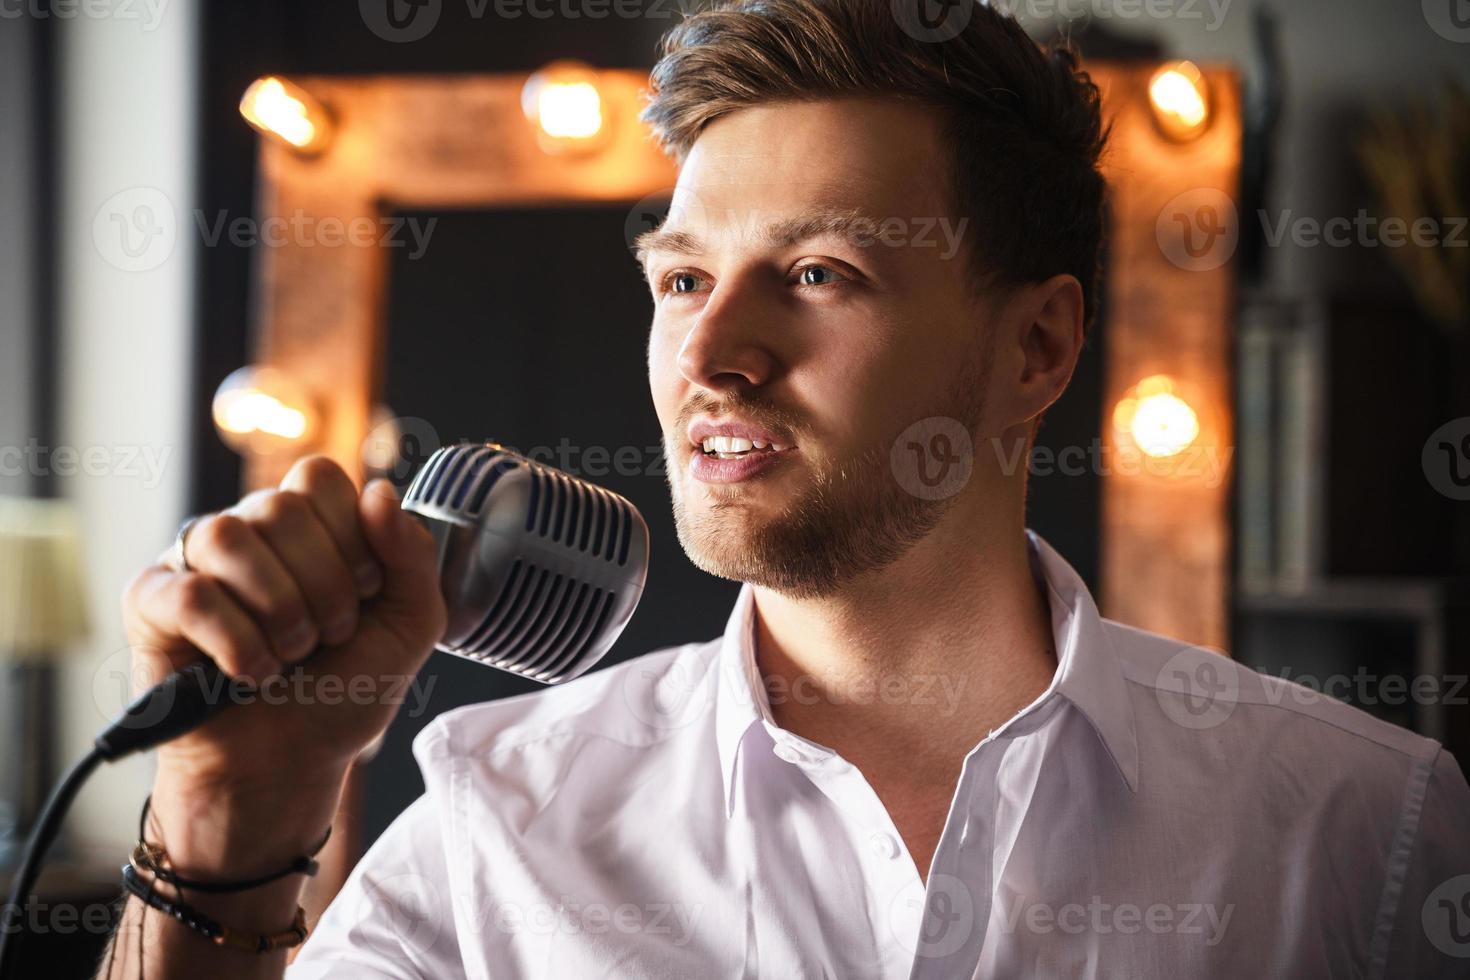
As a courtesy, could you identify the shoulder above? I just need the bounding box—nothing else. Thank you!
[1103,617,1454,812]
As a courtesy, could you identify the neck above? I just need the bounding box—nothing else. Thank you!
[750,497,1058,774]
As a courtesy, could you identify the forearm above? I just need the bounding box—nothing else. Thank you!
[96,769,347,980]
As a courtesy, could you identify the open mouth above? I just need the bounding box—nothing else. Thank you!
[698,435,791,461]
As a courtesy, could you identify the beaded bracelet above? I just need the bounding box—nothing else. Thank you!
[132,794,331,895]
[121,863,309,954]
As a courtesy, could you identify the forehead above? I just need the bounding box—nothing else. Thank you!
[667,98,956,236]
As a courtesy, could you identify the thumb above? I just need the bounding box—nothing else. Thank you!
[358,478,447,650]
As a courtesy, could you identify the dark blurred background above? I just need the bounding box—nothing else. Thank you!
[2,1,1468,974]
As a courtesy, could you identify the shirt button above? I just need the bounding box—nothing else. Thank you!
[869,832,900,860]
[773,744,803,764]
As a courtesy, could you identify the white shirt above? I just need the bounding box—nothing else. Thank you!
[289,532,1470,979]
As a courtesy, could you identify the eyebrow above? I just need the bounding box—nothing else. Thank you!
[630,205,890,273]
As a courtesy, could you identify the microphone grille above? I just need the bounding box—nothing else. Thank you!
[402,443,649,684]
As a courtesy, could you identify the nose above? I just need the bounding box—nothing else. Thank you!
[675,280,778,393]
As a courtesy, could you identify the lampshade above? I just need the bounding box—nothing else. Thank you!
[0,497,91,661]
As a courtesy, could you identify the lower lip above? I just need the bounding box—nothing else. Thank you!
[688,447,794,484]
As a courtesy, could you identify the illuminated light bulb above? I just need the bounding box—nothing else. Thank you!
[1112,374,1201,459]
[1148,61,1211,142]
[522,61,610,154]
[240,76,334,155]
[212,366,320,456]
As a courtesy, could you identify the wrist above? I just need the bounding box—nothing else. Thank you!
[149,765,347,880]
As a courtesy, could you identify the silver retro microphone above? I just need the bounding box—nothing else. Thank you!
[401,441,649,683]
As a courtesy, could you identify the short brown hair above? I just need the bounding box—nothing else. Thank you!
[640,0,1109,332]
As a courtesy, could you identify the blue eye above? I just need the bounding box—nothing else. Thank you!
[797,264,844,286]
[660,271,704,296]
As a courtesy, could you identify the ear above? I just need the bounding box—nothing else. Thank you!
[1010,273,1085,425]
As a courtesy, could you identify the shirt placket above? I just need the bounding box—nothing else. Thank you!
[764,724,924,980]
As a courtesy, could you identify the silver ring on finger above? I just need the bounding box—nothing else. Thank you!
[169,515,203,573]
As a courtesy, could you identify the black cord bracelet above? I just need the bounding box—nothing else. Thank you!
[121,863,309,954]
[133,794,331,895]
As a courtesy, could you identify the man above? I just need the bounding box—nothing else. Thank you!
[102,0,1468,977]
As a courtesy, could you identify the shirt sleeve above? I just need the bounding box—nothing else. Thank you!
[1381,746,1470,979]
[286,794,465,980]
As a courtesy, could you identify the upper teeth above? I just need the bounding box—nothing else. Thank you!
[701,435,786,454]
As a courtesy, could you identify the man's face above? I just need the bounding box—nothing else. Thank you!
[641,98,1002,598]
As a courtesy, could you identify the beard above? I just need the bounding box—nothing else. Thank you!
[665,352,990,601]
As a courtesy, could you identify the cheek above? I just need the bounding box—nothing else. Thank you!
[646,324,682,427]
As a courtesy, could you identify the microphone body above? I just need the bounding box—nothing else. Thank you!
[94,442,650,761]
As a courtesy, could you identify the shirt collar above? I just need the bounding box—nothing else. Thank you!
[712,530,1139,817]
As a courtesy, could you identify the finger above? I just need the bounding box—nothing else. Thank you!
[184,511,317,663]
[127,565,280,683]
[356,479,447,659]
[279,455,383,598]
[233,489,360,649]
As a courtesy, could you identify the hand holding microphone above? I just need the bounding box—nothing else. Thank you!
[0,443,652,979]
[116,442,648,790]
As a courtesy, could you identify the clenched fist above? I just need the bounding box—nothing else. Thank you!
[120,454,447,795]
